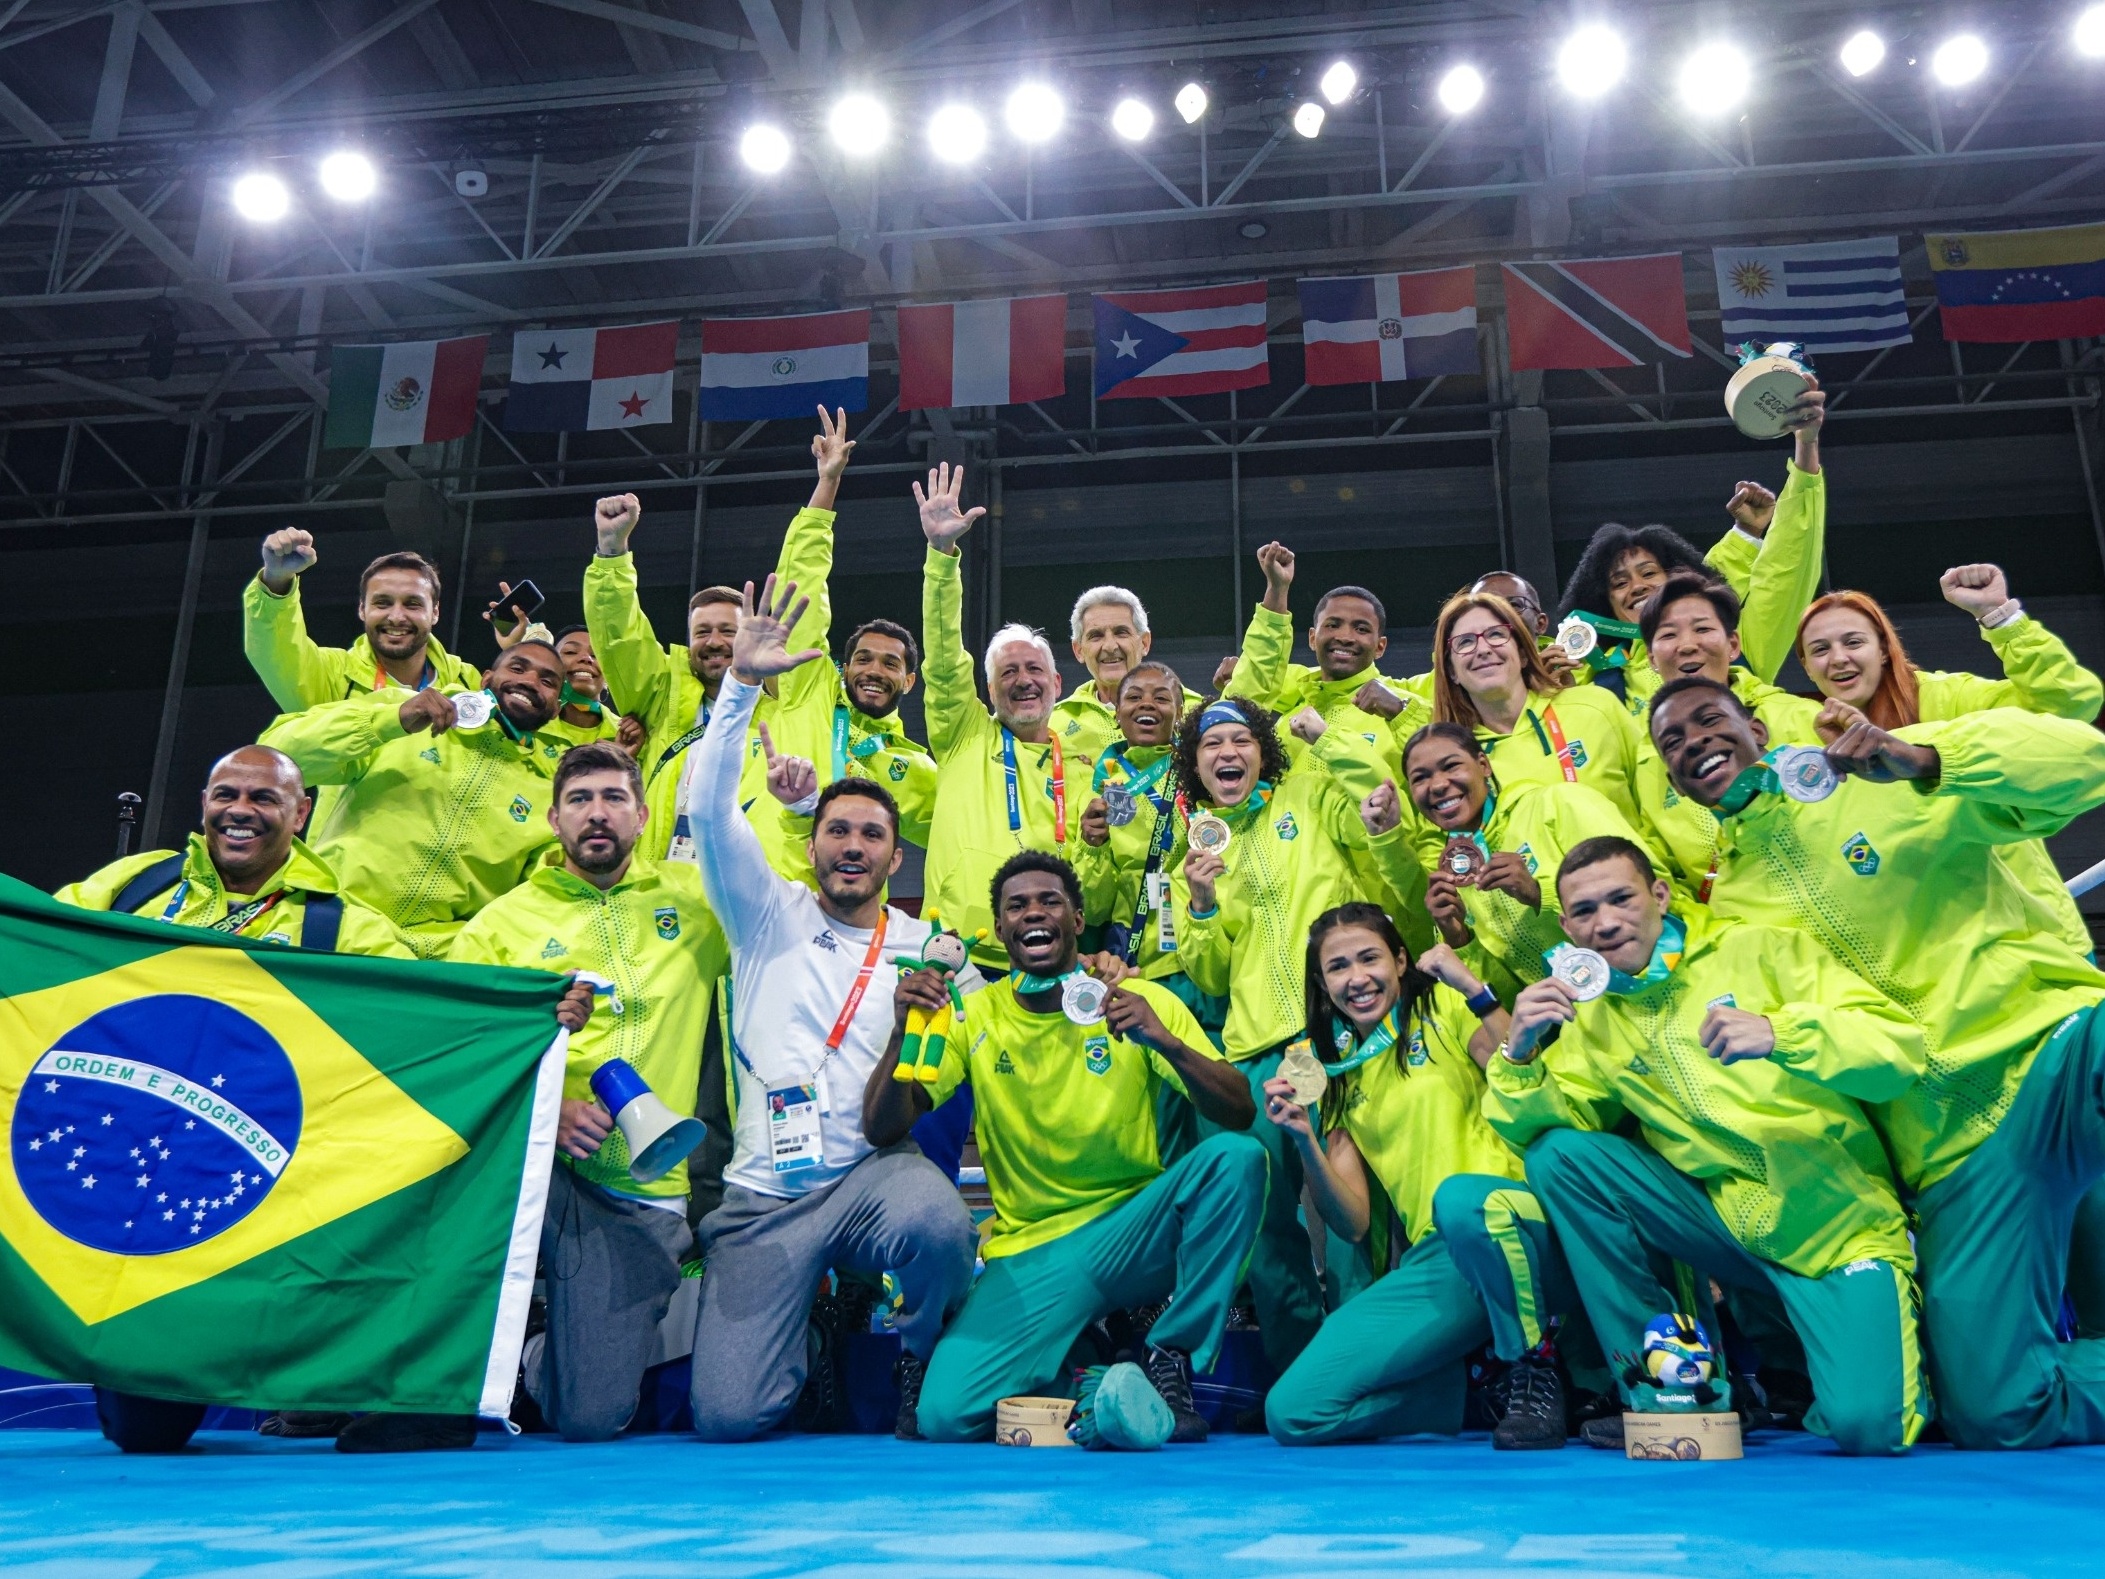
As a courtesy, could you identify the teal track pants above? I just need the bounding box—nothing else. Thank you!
[916,1133,1267,1443]
[1525,1128,1926,1456]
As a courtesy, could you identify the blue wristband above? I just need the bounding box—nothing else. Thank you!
[1464,985,1501,1018]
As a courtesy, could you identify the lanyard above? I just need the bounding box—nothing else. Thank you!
[1531,705,1580,784]
[1119,799,1179,965]
[374,656,435,693]
[824,909,891,1054]
[831,705,887,781]
[1093,743,1172,800]
[649,703,712,785]
[163,881,286,934]
[1001,729,1066,845]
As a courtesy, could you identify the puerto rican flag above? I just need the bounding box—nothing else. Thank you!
[1298,269,1479,385]
[504,321,678,432]
[1092,280,1270,400]
[699,309,869,421]
[898,295,1069,410]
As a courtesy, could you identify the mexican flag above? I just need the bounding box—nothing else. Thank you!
[0,878,562,1417]
[325,334,488,449]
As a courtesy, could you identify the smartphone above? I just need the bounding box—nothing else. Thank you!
[488,577,545,633]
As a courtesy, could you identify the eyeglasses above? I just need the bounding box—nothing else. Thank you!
[1447,627,1514,657]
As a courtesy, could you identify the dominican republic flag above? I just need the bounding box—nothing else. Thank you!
[1093,280,1270,400]
[898,295,1068,410]
[699,310,868,421]
[1928,221,2105,343]
[324,335,486,449]
[504,321,678,432]
[1298,268,1479,385]
[1501,255,1692,370]
[1714,238,1909,354]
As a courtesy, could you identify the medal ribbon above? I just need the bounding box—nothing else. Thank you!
[1713,747,1792,818]
[1324,1005,1403,1075]
[1604,911,1688,994]
[1002,729,1066,845]
[373,656,436,693]
[823,910,890,1054]
[1530,705,1581,784]
[1092,743,1172,801]
[831,705,887,780]
[1571,610,1640,669]
[1013,966,1086,994]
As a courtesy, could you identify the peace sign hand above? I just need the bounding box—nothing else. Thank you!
[729,574,824,686]
[811,406,856,482]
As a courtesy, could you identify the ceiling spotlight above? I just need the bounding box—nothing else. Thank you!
[1839,28,1886,77]
[1292,100,1325,138]
[317,149,376,203]
[1558,24,1628,98]
[1319,60,1358,105]
[1005,82,1064,143]
[1931,33,1989,86]
[740,123,792,173]
[928,103,989,165]
[1678,42,1751,114]
[1437,63,1486,116]
[1110,97,1155,142]
[1174,81,1208,123]
[1238,220,1268,239]
[828,93,890,155]
[2076,5,2105,58]
[231,169,290,223]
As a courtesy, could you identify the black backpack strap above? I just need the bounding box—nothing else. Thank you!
[301,892,344,953]
[111,854,189,919]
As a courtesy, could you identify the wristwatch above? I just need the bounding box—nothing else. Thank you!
[1464,984,1501,1018]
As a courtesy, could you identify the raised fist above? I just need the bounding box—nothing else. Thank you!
[1940,564,2010,622]
[260,528,317,595]
[594,494,642,556]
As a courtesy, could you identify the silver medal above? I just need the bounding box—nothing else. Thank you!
[1773,745,1840,803]
[1549,945,1612,1002]
[1061,974,1110,1026]
[1554,616,1598,663]
[1103,784,1139,827]
[450,689,495,729]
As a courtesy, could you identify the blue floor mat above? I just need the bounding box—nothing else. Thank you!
[2,1429,2102,1578]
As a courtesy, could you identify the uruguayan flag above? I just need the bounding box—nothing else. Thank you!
[1713,236,1911,354]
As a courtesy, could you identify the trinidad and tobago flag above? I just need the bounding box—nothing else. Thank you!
[1500,254,1692,370]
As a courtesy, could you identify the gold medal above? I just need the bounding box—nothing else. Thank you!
[1278,1041,1329,1106]
[1188,812,1232,856]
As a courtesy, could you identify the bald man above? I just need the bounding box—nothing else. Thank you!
[57,745,411,958]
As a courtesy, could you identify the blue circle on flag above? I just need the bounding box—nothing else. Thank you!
[11,995,303,1256]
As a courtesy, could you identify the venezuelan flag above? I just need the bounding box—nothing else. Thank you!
[1927,221,2105,343]
[0,878,564,1416]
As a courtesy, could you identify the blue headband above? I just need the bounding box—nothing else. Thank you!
[1197,701,1248,736]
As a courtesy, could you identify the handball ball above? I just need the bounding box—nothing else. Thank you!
[1641,1313,1714,1386]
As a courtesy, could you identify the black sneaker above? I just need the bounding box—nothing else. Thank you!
[1579,1411,1625,1451]
[334,1412,477,1454]
[1143,1344,1208,1444]
[895,1351,927,1441]
[258,1410,353,1438]
[1492,1356,1567,1451]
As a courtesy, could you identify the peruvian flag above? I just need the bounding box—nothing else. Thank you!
[898,295,1069,410]
[1501,255,1692,370]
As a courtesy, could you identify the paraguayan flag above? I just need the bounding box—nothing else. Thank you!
[1712,236,1911,354]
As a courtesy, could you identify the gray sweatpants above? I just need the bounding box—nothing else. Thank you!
[689,1144,976,1442]
[527,1163,691,1442]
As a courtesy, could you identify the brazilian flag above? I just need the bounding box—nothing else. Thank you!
[0,877,564,1416]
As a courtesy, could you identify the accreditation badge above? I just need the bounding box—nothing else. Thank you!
[1773,745,1840,803]
[1549,945,1612,1002]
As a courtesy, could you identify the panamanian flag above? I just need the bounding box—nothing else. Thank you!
[699,309,869,421]
[505,321,679,432]
[1298,268,1479,385]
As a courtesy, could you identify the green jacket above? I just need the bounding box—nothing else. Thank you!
[1179,731,1425,1059]
[1072,741,1188,980]
[1398,778,1647,994]
[56,833,413,958]
[258,689,560,959]
[920,546,1087,969]
[582,508,832,873]
[1484,907,1923,1278]
[1707,707,2105,1192]
[1052,678,1203,765]
[242,574,482,711]
[449,852,728,1200]
[1226,603,1435,779]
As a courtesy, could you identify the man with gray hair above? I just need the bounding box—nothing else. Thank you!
[1053,586,1200,760]
[917,463,1085,972]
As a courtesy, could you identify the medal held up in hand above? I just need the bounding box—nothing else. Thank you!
[1549,944,1612,1002]
[1771,745,1840,803]
[1554,616,1598,663]
[1278,1041,1330,1106]
[450,689,496,729]
[1102,783,1139,827]
[1724,341,1815,440]
[1061,973,1110,1026]
[1441,838,1486,885]
[1188,811,1233,856]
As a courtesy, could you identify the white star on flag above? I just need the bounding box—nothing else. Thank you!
[82,1175,96,1189]
[1112,331,1141,358]
[211,1075,225,1089]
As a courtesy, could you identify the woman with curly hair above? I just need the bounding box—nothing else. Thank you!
[1556,384,1828,714]
[1168,694,1425,1373]
[1263,904,1581,1451]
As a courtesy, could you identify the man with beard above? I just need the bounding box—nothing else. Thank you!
[584,407,850,870]
[680,577,977,1442]
[1649,677,2105,1450]
[918,461,1087,972]
[451,741,727,1441]
[1052,588,1201,762]
[258,642,566,958]
[244,535,481,708]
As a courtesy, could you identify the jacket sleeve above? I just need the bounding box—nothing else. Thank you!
[336,901,419,961]
[891,749,939,847]
[1736,462,1826,683]
[1225,604,1294,707]
[1933,613,2105,723]
[689,675,788,953]
[583,551,675,728]
[256,692,404,785]
[1072,832,1122,927]
[1482,1040,1626,1150]
[243,575,348,711]
[1306,720,1395,812]
[52,852,168,912]
[444,914,509,967]
[1702,526,1760,599]
[773,507,839,717]
[1174,870,1233,998]
[1364,827,1433,951]
[1903,708,2105,843]
[920,546,986,762]
[1760,927,1926,1102]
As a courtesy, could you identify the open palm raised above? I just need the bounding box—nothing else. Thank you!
[730,575,824,685]
[914,461,985,550]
